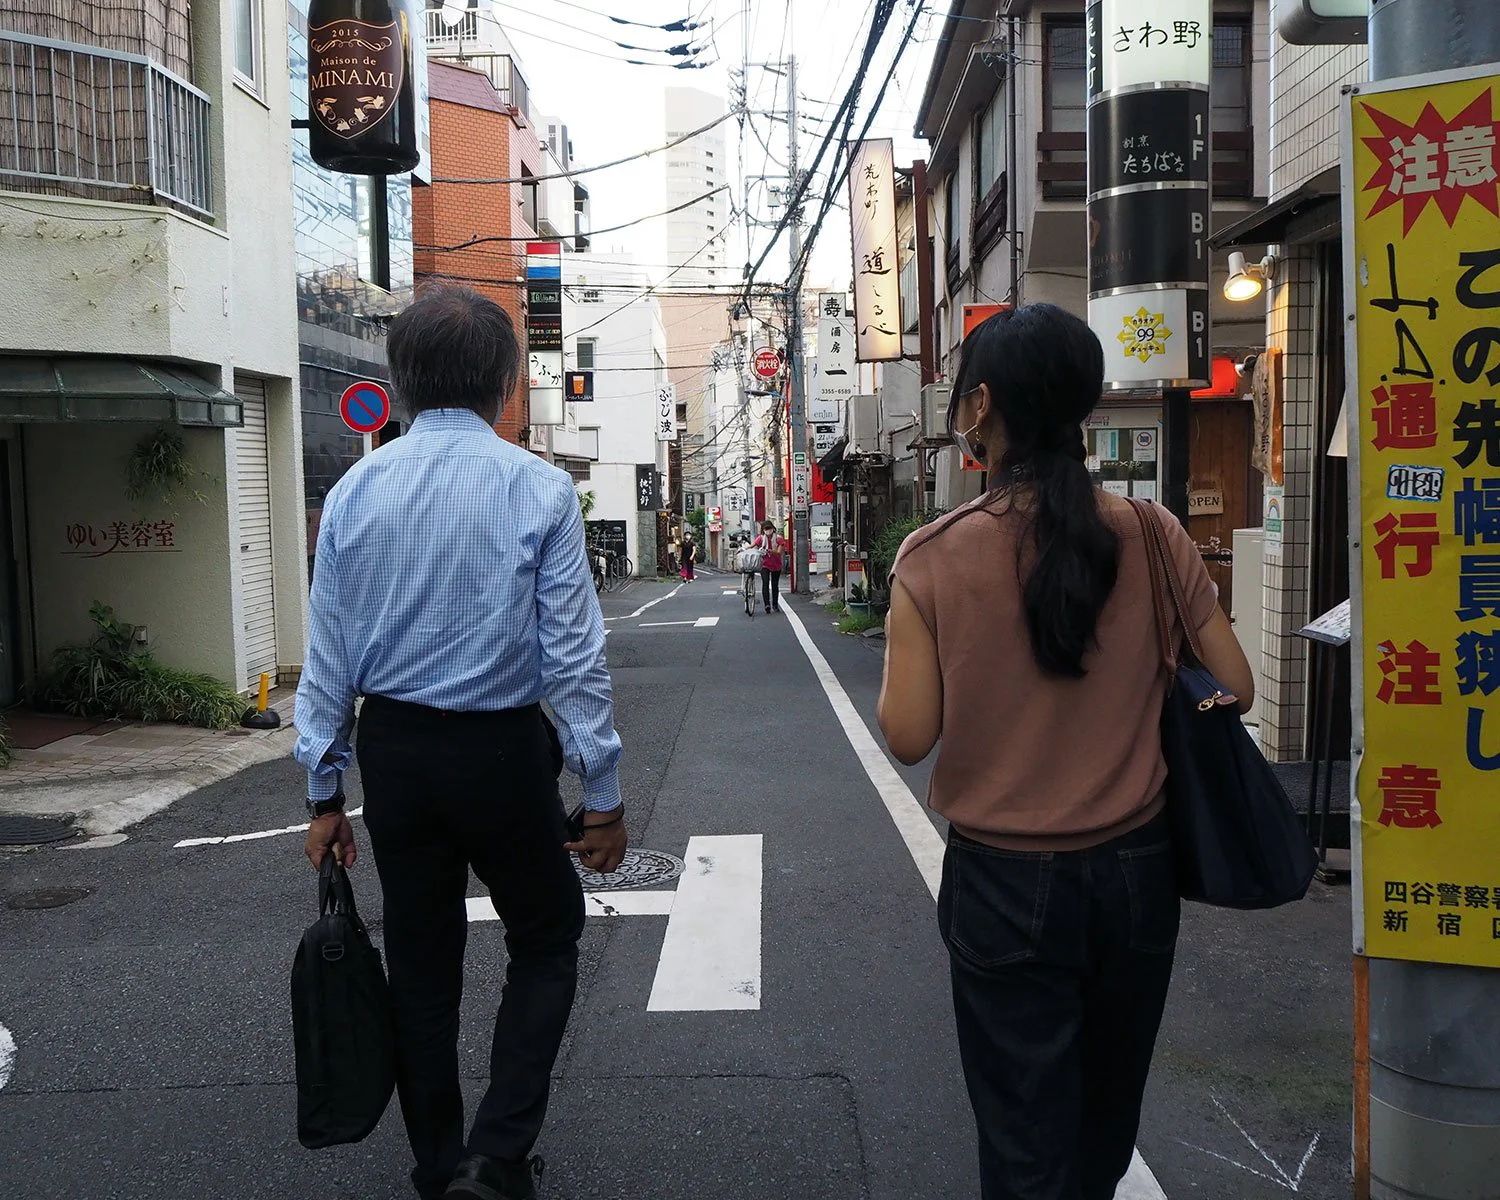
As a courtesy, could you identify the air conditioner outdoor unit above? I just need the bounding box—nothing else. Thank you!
[847,394,881,454]
[921,383,953,441]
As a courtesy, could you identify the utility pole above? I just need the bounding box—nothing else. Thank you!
[740,336,753,540]
[785,54,809,592]
[1358,7,1500,1198]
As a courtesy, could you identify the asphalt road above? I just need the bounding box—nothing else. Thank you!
[0,576,1353,1199]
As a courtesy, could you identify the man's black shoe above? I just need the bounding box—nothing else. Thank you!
[445,1154,545,1200]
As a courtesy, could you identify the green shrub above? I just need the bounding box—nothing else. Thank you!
[870,508,950,586]
[40,602,243,730]
[0,718,12,768]
[838,610,885,635]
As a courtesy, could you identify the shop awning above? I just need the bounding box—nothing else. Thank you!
[818,436,848,480]
[0,357,244,427]
[1208,176,1341,251]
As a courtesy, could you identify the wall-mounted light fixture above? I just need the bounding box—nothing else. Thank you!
[1223,251,1278,302]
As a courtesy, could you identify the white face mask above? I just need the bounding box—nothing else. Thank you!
[953,419,985,465]
[951,388,986,464]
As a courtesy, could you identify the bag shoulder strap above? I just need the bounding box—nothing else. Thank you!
[1127,498,1182,677]
[1142,501,1206,664]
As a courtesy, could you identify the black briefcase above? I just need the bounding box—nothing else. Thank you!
[291,855,396,1148]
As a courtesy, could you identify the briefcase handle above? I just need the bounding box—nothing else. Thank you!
[318,854,362,921]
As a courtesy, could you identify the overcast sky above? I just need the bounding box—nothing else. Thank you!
[493,0,940,290]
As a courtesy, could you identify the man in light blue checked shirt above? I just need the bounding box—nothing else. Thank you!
[296,286,625,1200]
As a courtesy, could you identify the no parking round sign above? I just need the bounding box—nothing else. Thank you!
[339,381,391,435]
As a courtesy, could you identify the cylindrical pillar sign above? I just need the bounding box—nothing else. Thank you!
[1086,0,1212,390]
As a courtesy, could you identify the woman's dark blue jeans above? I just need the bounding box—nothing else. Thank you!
[938,813,1179,1200]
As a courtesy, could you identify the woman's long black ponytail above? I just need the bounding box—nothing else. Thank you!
[949,305,1119,678]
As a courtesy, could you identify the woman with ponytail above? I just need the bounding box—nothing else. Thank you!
[877,305,1253,1199]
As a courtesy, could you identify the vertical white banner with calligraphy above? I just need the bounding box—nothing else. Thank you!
[847,140,903,363]
[814,292,854,422]
[656,383,678,443]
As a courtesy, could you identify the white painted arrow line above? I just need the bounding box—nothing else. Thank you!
[174,808,366,848]
[1179,1096,1320,1192]
[649,834,762,1011]
[640,620,697,627]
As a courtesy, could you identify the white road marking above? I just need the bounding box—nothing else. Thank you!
[0,1022,14,1091]
[174,808,364,848]
[1179,1097,1320,1192]
[695,616,720,627]
[626,583,683,620]
[1119,1151,1168,1200]
[467,891,675,920]
[640,620,697,628]
[781,605,944,900]
[648,834,762,1012]
[783,605,1168,1200]
[56,833,129,850]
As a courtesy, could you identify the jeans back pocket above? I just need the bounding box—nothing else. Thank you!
[939,837,1053,969]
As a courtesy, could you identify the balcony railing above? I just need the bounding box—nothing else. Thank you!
[1037,130,1254,202]
[0,31,211,218]
[423,9,530,117]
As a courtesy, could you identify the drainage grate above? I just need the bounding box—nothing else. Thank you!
[0,814,78,848]
[7,886,94,910]
[575,848,684,892]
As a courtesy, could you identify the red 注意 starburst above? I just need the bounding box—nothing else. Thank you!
[1362,89,1500,233]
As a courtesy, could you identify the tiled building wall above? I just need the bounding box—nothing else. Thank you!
[1260,247,1319,760]
[413,95,531,448]
[1268,38,1367,199]
[1253,34,1367,756]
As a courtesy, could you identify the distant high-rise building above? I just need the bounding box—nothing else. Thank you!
[664,87,728,288]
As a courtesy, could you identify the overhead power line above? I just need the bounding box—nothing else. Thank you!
[416,185,730,252]
[432,108,740,186]
[792,0,929,284]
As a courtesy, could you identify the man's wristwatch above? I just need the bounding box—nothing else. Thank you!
[306,791,346,819]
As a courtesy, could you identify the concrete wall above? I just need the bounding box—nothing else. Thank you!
[0,196,232,366]
[23,423,237,683]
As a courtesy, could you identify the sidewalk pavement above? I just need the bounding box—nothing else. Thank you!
[0,691,298,837]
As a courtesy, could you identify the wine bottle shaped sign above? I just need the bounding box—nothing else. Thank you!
[307,0,420,175]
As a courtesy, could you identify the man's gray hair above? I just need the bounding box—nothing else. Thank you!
[386,286,521,418]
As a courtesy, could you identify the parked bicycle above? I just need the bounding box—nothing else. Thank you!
[589,546,633,594]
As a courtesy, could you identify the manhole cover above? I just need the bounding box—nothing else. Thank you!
[7,886,93,910]
[575,848,684,892]
[0,814,78,848]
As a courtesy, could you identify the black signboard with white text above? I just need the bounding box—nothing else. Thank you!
[635,465,661,512]
[1088,188,1211,294]
[1088,88,1210,194]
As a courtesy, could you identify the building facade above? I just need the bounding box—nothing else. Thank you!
[664,87,730,287]
[563,256,670,574]
[0,0,306,696]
